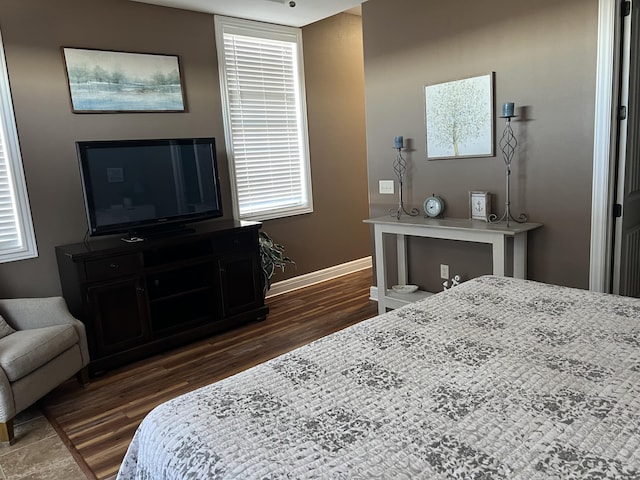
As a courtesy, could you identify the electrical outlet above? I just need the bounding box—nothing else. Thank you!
[379,180,394,194]
[440,264,449,279]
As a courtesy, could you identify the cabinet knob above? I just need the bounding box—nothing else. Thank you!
[109,263,119,269]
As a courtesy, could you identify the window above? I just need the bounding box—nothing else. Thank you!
[215,16,313,220]
[0,29,37,262]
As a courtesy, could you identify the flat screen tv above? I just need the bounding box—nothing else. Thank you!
[77,137,223,239]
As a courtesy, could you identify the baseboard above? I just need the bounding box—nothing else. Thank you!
[266,257,373,298]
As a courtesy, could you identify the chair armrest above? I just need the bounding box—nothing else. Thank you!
[0,297,90,367]
[0,369,14,423]
[0,297,77,330]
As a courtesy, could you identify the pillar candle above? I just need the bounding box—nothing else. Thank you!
[394,136,403,149]
[502,102,515,117]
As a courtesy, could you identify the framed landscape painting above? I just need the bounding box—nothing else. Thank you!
[62,48,186,113]
[425,72,494,160]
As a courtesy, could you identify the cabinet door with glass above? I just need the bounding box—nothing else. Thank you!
[217,251,263,318]
[86,276,150,359]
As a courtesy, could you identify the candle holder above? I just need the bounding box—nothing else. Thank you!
[489,112,528,227]
[389,143,419,220]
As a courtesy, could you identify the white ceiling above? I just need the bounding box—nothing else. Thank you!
[130,0,363,27]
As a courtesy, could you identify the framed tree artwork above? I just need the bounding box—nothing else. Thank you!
[425,72,495,160]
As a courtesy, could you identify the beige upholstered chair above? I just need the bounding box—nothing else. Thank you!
[0,296,89,444]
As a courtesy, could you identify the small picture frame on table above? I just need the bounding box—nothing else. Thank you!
[470,191,491,221]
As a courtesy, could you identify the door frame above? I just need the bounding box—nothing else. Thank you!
[590,0,623,292]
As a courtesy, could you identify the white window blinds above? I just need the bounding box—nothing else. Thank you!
[215,16,312,220]
[0,141,21,251]
[0,28,37,262]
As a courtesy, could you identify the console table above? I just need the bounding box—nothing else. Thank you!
[363,216,542,314]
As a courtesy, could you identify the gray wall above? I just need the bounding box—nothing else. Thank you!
[264,12,370,277]
[0,0,370,297]
[363,0,598,291]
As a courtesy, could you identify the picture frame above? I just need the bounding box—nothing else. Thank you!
[62,47,186,113]
[470,191,491,221]
[425,72,495,160]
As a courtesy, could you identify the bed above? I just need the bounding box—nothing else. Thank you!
[117,275,640,479]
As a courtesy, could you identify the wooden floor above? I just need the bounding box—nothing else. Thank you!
[41,268,378,480]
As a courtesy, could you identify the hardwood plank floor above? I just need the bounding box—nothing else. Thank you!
[41,268,378,480]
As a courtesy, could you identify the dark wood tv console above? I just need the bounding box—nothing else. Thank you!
[56,220,268,376]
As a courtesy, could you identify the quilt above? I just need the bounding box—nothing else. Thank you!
[117,275,640,479]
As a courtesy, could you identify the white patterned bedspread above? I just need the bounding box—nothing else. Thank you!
[117,276,640,479]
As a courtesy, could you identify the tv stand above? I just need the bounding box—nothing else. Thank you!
[56,220,268,376]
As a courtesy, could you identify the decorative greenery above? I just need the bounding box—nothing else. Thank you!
[259,231,295,293]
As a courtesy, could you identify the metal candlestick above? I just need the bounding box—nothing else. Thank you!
[389,147,419,220]
[489,116,528,226]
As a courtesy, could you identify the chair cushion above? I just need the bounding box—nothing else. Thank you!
[0,315,15,339]
[0,325,79,382]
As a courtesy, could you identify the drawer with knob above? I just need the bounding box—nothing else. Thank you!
[84,253,142,281]
[213,231,256,253]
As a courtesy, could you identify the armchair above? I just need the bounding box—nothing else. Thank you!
[0,296,89,444]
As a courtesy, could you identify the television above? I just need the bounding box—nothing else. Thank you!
[76,137,223,239]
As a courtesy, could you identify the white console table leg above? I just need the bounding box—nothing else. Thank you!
[513,232,528,279]
[374,225,387,314]
[491,236,507,276]
[397,234,408,286]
